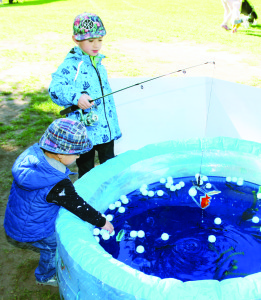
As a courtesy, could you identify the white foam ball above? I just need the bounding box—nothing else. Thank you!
[110,230,115,236]
[106,214,113,221]
[93,228,100,235]
[142,190,148,196]
[157,190,164,196]
[120,195,127,201]
[100,229,107,235]
[136,245,145,253]
[257,193,261,199]
[202,175,208,181]
[109,204,116,210]
[102,232,110,240]
[140,184,148,190]
[252,216,260,224]
[118,207,125,213]
[137,230,145,238]
[167,176,173,182]
[130,230,138,238]
[179,181,185,187]
[237,179,244,186]
[148,191,155,197]
[226,177,232,182]
[189,187,197,197]
[161,233,169,240]
[95,236,100,243]
[214,217,222,225]
[170,185,176,192]
[206,183,212,189]
[175,184,181,190]
[160,178,166,184]
[115,201,121,207]
[122,197,129,204]
[208,235,216,243]
[232,177,237,183]
[165,182,172,189]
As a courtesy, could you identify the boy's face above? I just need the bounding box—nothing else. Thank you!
[58,154,80,166]
[72,36,103,56]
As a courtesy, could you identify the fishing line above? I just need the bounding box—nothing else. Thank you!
[60,61,214,115]
[197,62,216,186]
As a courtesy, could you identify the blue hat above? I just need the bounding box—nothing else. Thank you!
[39,118,92,155]
[73,12,106,41]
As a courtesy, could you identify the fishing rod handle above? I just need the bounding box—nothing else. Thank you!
[60,105,79,115]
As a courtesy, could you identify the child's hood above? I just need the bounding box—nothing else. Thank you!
[64,46,105,65]
[12,143,72,191]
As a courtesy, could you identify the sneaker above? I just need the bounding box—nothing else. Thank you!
[36,276,58,287]
[221,24,231,31]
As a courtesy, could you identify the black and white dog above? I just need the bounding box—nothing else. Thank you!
[241,0,258,24]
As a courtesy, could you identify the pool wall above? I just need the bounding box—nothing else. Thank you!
[56,137,261,300]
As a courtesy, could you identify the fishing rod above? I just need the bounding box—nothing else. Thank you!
[60,61,215,115]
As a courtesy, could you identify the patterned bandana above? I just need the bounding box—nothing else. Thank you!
[39,118,93,154]
[73,12,106,41]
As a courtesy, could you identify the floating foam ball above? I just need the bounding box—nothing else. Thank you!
[160,178,166,184]
[109,204,116,210]
[165,182,172,189]
[208,235,216,243]
[206,183,212,189]
[102,232,110,240]
[137,230,145,238]
[106,214,113,221]
[130,230,138,238]
[100,229,107,235]
[121,197,129,204]
[148,191,155,197]
[237,179,244,186]
[252,216,260,224]
[179,181,185,187]
[175,184,181,190]
[161,233,169,240]
[93,228,100,235]
[226,177,232,182]
[214,217,222,225]
[142,190,148,196]
[170,185,176,192]
[202,175,208,181]
[115,201,121,207]
[95,236,100,243]
[157,190,164,196]
[118,207,125,213]
[136,245,145,253]
[167,176,173,182]
[257,193,261,199]
[140,184,148,190]
[189,187,197,197]
[120,195,127,201]
[232,177,237,183]
[110,231,115,236]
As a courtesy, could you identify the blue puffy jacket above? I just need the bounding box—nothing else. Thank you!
[4,144,73,242]
[49,46,122,146]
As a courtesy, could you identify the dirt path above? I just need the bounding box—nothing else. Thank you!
[0,39,260,299]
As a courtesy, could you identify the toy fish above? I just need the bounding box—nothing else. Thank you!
[200,194,211,209]
[116,229,125,242]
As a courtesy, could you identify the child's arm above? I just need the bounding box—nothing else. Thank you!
[46,178,114,233]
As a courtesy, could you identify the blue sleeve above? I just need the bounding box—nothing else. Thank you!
[49,61,82,107]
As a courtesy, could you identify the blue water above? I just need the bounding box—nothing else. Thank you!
[99,176,261,281]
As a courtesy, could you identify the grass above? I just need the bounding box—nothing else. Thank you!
[0,0,260,299]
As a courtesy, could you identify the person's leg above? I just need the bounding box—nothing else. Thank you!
[221,0,233,29]
[76,147,96,178]
[96,140,115,165]
[30,231,57,285]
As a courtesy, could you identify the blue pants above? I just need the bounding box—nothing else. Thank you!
[29,231,57,282]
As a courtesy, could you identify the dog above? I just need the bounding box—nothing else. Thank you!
[241,0,258,24]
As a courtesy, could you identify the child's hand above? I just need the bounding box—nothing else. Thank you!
[78,94,94,110]
[101,220,114,234]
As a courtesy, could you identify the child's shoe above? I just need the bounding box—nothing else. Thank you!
[221,24,231,31]
[36,276,58,287]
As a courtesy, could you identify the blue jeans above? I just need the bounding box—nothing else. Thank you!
[29,231,57,282]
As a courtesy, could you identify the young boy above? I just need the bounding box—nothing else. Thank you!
[49,13,122,178]
[4,118,114,287]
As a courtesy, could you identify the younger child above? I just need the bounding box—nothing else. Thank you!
[220,0,243,33]
[49,13,122,178]
[4,118,114,287]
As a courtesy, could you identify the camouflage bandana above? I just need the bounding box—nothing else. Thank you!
[73,13,106,41]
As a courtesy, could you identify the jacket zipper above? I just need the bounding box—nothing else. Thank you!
[93,64,112,141]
